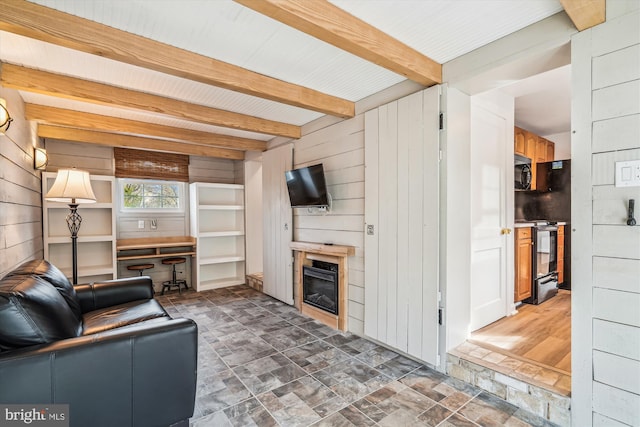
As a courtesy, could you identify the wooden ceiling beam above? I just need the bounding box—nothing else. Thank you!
[235,0,442,86]
[25,104,267,152]
[38,125,244,160]
[0,64,300,139]
[559,0,605,31]
[0,0,354,118]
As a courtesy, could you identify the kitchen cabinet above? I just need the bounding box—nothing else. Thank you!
[557,225,565,285]
[515,227,533,302]
[546,141,555,162]
[535,136,547,163]
[514,128,555,191]
[514,127,526,156]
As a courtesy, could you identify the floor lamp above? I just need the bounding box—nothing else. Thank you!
[45,169,96,284]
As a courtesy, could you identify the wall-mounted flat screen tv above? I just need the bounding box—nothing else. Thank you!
[285,163,329,208]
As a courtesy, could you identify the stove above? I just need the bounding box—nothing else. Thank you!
[525,222,559,305]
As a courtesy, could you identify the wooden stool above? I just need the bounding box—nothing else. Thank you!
[127,263,155,276]
[161,257,187,295]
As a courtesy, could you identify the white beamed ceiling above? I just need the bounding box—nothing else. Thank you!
[1,0,566,143]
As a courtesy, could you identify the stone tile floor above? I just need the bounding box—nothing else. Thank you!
[156,285,558,427]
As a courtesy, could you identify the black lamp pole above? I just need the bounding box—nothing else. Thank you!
[65,202,82,285]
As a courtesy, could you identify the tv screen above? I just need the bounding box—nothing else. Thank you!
[285,164,329,207]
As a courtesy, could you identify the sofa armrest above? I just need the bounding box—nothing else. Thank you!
[75,276,155,312]
[0,317,197,427]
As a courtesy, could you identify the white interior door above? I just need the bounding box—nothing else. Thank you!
[262,144,293,305]
[364,86,440,366]
[469,92,514,331]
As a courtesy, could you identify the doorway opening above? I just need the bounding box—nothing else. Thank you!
[463,64,572,398]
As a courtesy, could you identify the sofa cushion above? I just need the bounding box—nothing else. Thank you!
[82,299,169,336]
[0,275,83,351]
[4,259,82,322]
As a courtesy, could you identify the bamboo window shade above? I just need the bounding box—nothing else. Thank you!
[114,148,189,182]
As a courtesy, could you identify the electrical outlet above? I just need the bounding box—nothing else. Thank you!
[138,220,145,229]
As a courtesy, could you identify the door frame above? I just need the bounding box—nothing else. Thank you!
[439,11,573,359]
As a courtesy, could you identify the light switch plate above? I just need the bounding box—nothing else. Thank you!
[138,220,145,229]
[615,160,640,187]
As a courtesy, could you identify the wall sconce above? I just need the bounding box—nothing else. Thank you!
[0,98,13,134]
[34,147,49,170]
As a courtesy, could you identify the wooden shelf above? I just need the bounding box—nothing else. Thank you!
[43,172,117,282]
[58,265,115,278]
[46,202,113,209]
[290,241,355,257]
[200,255,245,265]
[199,231,244,238]
[117,251,196,261]
[190,183,245,291]
[198,205,244,210]
[198,277,245,290]
[48,235,115,244]
[116,236,196,261]
[116,236,196,250]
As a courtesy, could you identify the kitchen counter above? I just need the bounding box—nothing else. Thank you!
[514,221,567,228]
[515,222,535,228]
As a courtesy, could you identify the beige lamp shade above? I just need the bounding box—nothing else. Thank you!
[45,168,97,204]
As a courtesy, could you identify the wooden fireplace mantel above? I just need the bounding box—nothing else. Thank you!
[290,241,355,331]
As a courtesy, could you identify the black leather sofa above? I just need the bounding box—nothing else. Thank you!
[0,259,197,427]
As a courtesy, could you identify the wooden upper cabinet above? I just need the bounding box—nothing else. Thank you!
[524,131,537,160]
[536,137,548,163]
[513,127,554,191]
[514,127,526,156]
[546,140,555,161]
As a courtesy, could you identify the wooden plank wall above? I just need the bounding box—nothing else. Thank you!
[189,156,239,184]
[363,88,440,366]
[0,88,43,276]
[292,116,365,334]
[574,6,640,427]
[46,139,113,175]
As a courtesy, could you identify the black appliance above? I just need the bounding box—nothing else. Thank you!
[526,221,559,305]
[515,160,571,289]
[285,163,329,208]
[302,261,338,314]
[514,154,532,190]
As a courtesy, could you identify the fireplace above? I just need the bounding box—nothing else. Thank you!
[302,261,338,315]
[291,241,354,331]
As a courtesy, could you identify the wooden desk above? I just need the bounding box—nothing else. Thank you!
[116,236,196,261]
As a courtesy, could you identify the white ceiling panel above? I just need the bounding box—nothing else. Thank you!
[28,0,407,101]
[330,0,564,63]
[1,0,576,151]
[0,31,323,127]
[20,92,273,141]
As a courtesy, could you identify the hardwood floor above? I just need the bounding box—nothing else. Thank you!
[470,290,571,374]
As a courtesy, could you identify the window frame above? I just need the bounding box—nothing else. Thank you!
[118,178,186,214]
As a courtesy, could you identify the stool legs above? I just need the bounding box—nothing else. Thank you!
[161,261,187,295]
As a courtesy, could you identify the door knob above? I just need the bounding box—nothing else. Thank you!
[501,228,512,235]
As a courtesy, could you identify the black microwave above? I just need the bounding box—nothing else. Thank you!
[515,154,532,190]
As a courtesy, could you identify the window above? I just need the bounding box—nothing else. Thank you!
[119,179,184,212]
